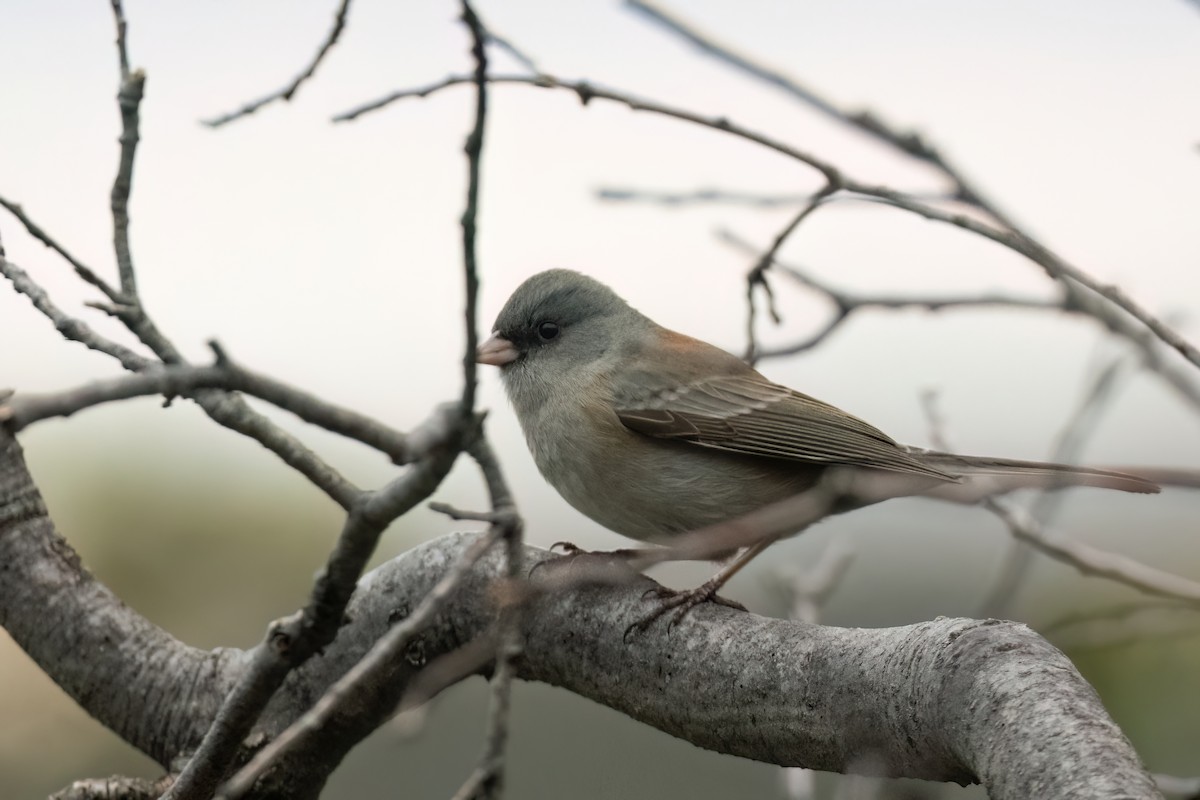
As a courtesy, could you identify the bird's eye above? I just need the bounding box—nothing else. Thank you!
[536,321,560,341]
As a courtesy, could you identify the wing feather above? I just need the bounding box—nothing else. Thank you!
[616,374,955,480]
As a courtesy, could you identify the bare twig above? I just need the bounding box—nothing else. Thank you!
[202,0,353,127]
[339,71,1200,375]
[333,73,839,184]
[841,184,1200,371]
[622,0,1020,230]
[978,352,1135,617]
[985,500,1200,607]
[486,31,541,76]
[3,253,363,506]
[921,392,1200,609]
[720,228,1062,358]
[111,62,144,299]
[459,0,488,414]
[0,358,426,463]
[744,186,836,362]
[0,195,124,302]
[1,257,151,371]
[109,0,130,79]
[597,186,954,208]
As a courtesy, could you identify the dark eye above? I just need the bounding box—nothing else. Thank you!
[536,321,560,341]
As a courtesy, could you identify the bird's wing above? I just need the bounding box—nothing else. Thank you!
[615,373,956,480]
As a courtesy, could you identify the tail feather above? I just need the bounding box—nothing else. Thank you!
[905,448,1161,504]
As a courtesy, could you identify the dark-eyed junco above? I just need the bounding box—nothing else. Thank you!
[478,269,1158,620]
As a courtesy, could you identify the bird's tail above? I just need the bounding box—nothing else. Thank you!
[906,448,1161,504]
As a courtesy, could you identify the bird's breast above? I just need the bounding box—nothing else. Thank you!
[520,395,820,544]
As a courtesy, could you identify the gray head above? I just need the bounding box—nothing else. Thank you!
[477,269,646,406]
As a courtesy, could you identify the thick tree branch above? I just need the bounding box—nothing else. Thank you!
[215,533,1171,799]
[307,534,1164,800]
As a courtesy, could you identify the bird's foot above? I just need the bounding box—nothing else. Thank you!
[624,582,747,640]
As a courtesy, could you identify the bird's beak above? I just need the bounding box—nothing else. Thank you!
[476,334,519,367]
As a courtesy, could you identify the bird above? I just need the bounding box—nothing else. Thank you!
[476,269,1159,627]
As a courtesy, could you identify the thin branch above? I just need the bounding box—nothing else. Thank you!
[977,352,1135,618]
[839,184,1200,371]
[719,228,1062,358]
[622,0,1018,227]
[744,185,836,362]
[109,0,130,79]
[0,358,419,465]
[0,195,124,302]
[459,0,488,414]
[985,499,1200,607]
[3,253,362,506]
[1,257,152,371]
[340,71,1200,375]
[110,63,144,299]
[921,393,1200,609]
[333,73,840,184]
[598,186,822,207]
[485,31,541,76]
[597,185,957,208]
[103,2,198,371]
[202,0,353,127]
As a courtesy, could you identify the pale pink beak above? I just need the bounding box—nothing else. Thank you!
[476,334,519,366]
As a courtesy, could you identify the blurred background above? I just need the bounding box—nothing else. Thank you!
[2,0,1198,797]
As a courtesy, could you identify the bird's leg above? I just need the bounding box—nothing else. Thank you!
[626,538,774,637]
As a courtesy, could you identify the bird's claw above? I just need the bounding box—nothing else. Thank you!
[624,584,747,640]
